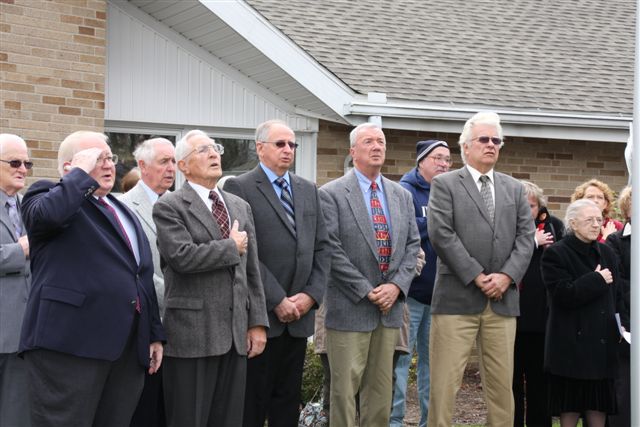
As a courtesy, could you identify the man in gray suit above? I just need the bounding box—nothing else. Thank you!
[153,130,268,427]
[427,112,534,427]
[119,137,176,427]
[318,122,420,427]
[225,120,330,427]
[0,133,32,427]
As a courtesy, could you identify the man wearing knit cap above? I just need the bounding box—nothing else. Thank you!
[390,140,451,427]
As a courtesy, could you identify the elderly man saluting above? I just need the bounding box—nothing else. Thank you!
[153,130,268,427]
[20,131,165,427]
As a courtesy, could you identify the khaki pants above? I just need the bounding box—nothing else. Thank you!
[327,324,399,427]
[428,303,516,427]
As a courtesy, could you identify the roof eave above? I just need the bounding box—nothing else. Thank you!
[347,100,631,143]
[201,0,356,119]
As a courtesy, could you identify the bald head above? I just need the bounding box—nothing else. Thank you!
[0,133,30,196]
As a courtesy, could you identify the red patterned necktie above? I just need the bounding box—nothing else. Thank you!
[209,191,230,239]
[370,182,391,274]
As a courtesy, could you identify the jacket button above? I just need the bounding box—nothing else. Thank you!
[600,338,606,344]
[577,330,582,336]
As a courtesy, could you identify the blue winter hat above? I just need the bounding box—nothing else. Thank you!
[416,140,449,164]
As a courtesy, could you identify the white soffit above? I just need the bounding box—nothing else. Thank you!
[126,0,351,124]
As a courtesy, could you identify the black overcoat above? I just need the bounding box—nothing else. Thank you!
[541,234,624,380]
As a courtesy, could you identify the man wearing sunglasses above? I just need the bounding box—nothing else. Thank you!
[224,120,330,427]
[0,133,32,427]
[427,112,534,427]
[19,131,166,427]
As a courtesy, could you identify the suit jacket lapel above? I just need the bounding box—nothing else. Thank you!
[0,193,19,241]
[291,174,305,232]
[90,196,137,266]
[254,167,296,237]
[130,184,156,235]
[382,177,402,252]
[344,171,379,260]
[182,182,221,240]
[459,168,494,229]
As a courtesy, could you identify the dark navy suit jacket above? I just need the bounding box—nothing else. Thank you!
[19,168,165,368]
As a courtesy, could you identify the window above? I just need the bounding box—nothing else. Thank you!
[106,131,177,192]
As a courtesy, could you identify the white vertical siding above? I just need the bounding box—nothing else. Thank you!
[106,1,317,133]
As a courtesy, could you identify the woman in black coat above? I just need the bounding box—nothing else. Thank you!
[513,181,564,427]
[605,186,631,427]
[541,199,626,427]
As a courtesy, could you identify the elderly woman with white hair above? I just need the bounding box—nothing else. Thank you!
[541,199,626,427]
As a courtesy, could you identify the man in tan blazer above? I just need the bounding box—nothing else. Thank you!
[153,130,268,427]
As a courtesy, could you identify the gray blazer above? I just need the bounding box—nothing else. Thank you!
[427,167,534,316]
[318,170,420,332]
[119,182,165,316]
[0,191,31,353]
[153,182,268,358]
[224,166,330,338]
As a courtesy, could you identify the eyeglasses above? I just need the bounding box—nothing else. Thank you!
[0,159,34,169]
[578,217,603,225]
[184,143,225,159]
[427,155,452,166]
[97,154,118,165]
[260,140,299,150]
[473,136,503,145]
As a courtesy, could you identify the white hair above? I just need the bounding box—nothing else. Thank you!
[564,199,599,234]
[349,122,384,147]
[57,131,108,176]
[133,137,174,164]
[0,133,27,153]
[458,111,504,164]
[255,120,291,142]
[175,130,210,161]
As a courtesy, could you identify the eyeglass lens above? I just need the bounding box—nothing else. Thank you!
[1,159,34,169]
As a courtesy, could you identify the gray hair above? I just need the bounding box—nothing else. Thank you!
[0,133,27,153]
[564,199,599,234]
[175,130,210,161]
[520,180,547,208]
[349,122,384,147]
[57,131,108,176]
[133,137,174,164]
[458,111,504,164]
[255,120,291,143]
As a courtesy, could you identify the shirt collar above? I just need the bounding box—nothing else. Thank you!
[138,180,161,203]
[189,181,220,200]
[622,222,631,237]
[259,162,290,186]
[354,167,383,192]
[466,164,494,183]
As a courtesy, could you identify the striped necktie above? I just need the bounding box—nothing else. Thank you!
[276,177,296,232]
[6,197,22,238]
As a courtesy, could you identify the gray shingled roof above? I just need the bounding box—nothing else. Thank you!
[246,0,635,115]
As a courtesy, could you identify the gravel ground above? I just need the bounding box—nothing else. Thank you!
[403,362,487,426]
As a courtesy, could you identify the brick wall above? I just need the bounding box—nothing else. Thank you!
[0,0,106,182]
[316,120,629,218]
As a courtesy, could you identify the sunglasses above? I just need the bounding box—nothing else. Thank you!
[260,140,299,150]
[0,159,34,169]
[473,136,503,145]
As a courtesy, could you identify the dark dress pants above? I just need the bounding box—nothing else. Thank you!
[24,319,144,427]
[130,366,165,427]
[243,330,307,427]
[513,331,551,427]
[163,351,246,427]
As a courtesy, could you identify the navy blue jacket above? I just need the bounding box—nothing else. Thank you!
[399,168,437,305]
[19,169,165,368]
